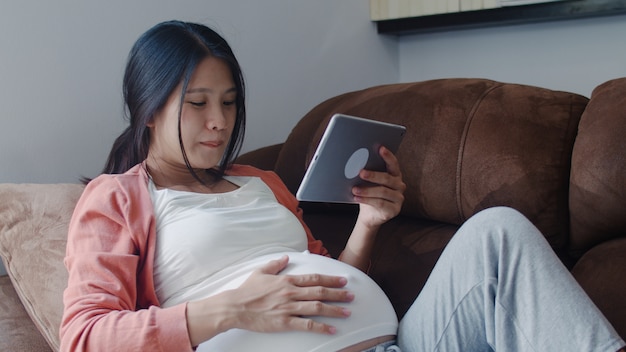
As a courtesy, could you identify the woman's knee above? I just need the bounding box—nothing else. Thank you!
[466,207,534,232]
[470,206,527,224]
[466,206,547,247]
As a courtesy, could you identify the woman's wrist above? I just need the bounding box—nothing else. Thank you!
[186,294,236,347]
[338,247,373,273]
[355,212,383,233]
[340,220,379,272]
[351,218,380,248]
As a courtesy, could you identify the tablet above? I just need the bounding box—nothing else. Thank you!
[295,114,406,203]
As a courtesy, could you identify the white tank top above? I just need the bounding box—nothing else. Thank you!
[149,176,398,352]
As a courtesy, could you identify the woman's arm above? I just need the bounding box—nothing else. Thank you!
[339,146,406,272]
[60,176,193,352]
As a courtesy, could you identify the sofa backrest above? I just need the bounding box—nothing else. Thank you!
[275,78,588,250]
[569,77,626,257]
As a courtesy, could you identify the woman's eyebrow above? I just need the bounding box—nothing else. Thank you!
[186,87,237,94]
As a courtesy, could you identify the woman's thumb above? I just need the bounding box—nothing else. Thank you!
[259,255,289,275]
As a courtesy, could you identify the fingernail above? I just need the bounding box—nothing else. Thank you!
[346,292,355,301]
[328,326,337,335]
[342,308,352,317]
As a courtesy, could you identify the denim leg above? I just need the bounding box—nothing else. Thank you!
[397,207,625,352]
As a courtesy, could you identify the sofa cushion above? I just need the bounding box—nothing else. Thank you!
[571,238,626,339]
[0,183,84,351]
[0,275,52,351]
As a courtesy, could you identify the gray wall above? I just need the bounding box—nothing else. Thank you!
[0,0,397,185]
[397,14,626,97]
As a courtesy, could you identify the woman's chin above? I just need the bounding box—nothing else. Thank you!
[189,156,224,170]
[190,164,219,172]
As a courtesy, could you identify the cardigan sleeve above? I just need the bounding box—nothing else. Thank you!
[59,175,193,352]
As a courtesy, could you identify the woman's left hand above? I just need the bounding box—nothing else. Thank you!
[352,146,406,229]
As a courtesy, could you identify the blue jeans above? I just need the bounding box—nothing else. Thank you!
[397,207,625,351]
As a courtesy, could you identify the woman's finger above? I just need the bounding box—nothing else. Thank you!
[258,255,290,275]
[288,272,348,288]
[283,315,340,335]
[379,146,402,177]
[284,284,355,303]
[354,182,405,203]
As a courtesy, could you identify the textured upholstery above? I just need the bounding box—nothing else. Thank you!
[568,78,626,338]
[569,78,626,256]
[0,276,52,351]
[0,183,84,351]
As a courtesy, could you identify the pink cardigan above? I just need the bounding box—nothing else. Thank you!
[60,164,328,352]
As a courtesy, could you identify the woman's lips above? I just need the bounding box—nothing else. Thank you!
[200,140,223,148]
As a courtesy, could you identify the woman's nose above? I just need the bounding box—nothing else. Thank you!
[206,108,227,130]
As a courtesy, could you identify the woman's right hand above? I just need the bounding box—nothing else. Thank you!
[186,255,354,346]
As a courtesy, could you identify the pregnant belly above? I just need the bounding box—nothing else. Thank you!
[196,251,398,352]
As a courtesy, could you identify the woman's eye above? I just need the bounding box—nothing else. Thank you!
[223,100,235,106]
[189,101,206,107]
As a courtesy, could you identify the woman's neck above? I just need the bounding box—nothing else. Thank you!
[144,159,221,193]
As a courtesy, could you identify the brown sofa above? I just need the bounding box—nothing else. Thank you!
[1,78,624,351]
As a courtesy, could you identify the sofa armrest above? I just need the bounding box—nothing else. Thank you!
[235,143,283,171]
[0,275,52,351]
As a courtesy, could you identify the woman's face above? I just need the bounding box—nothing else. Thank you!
[148,56,237,171]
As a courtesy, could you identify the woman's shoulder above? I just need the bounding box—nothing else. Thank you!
[82,164,149,200]
[88,163,146,183]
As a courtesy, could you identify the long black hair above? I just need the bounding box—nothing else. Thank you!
[98,20,246,182]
